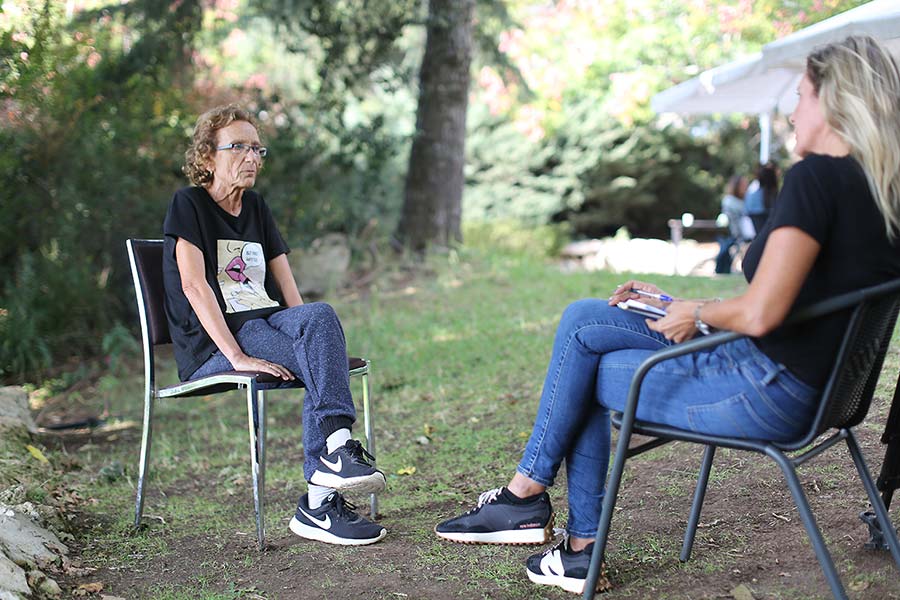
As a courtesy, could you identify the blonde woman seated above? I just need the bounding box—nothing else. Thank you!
[435,36,900,594]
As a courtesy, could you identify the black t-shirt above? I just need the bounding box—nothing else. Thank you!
[742,154,900,388]
[163,186,290,380]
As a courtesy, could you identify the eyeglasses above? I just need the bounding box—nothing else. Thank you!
[216,142,268,158]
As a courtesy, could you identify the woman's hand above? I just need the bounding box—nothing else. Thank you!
[608,279,670,308]
[648,301,701,343]
[229,353,295,381]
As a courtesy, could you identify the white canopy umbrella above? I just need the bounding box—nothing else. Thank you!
[650,54,800,117]
[651,0,900,161]
[651,55,800,162]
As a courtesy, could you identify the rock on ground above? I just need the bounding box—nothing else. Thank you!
[0,552,28,598]
[0,387,68,599]
[0,387,37,446]
[291,233,351,297]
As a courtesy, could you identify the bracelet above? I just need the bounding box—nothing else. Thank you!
[694,304,712,336]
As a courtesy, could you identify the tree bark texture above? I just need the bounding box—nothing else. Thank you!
[397,0,474,251]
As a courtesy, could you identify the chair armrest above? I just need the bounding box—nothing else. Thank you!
[785,277,900,324]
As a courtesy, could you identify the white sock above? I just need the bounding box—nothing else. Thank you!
[307,484,335,509]
[326,428,352,454]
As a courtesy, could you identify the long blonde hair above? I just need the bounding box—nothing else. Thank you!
[807,35,900,240]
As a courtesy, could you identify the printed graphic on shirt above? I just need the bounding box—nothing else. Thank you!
[216,240,280,313]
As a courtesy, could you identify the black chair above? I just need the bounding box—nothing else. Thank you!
[583,278,900,600]
[126,238,377,551]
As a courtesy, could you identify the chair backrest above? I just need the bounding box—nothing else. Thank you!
[798,278,900,447]
[126,239,171,346]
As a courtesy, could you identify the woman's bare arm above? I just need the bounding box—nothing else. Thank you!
[649,227,821,343]
[268,253,304,308]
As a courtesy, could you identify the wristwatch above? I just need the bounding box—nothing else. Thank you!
[694,304,712,335]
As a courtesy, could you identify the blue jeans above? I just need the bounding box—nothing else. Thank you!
[190,302,356,481]
[716,236,736,274]
[517,299,818,538]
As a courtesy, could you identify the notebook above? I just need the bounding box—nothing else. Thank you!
[617,299,667,319]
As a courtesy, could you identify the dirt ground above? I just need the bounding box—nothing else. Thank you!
[50,421,900,600]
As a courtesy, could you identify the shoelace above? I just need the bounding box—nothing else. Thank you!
[466,487,503,514]
[344,439,376,465]
[540,528,569,558]
[329,493,359,519]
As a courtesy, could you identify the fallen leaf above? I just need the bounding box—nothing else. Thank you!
[26,444,49,464]
[73,582,104,596]
[771,512,791,522]
[423,423,434,435]
[396,466,416,476]
[849,580,871,592]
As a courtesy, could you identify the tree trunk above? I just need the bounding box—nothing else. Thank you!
[396,0,474,252]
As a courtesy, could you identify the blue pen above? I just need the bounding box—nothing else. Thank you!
[631,288,674,303]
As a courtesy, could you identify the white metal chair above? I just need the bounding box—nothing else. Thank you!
[126,238,377,550]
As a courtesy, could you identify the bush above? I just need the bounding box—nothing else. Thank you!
[464,95,760,240]
[0,2,192,381]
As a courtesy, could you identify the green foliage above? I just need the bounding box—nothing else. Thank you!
[463,220,570,257]
[0,0,873,382]
[207,2,421,247]
[255,0,419,102]
[465,98,759,238]
[464,0,866,238]
[253,97,409,248]
[0,1,195,381]
[0,253,52,379]
[101,321,140,376]
[564,115,760,239]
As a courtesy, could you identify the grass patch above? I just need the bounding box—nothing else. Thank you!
[25,235,900,599]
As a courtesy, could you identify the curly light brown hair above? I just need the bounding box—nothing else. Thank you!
[183,104,258,186]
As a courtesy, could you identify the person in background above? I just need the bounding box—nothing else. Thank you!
[163,104,386,546]
[745,161,780,234]
[714,174,749,274]
[433,35,900,595]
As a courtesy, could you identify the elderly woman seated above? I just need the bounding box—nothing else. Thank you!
[163,105,385,545]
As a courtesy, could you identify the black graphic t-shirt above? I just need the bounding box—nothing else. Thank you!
[742,154,900,388]
[163,186,290,380]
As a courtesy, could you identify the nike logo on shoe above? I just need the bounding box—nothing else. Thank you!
[299,506,332,530]
[320,455,343,472]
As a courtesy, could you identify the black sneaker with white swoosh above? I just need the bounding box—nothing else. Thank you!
[526,535,611,594]
[289,492,386,546]
[309,439,386,494]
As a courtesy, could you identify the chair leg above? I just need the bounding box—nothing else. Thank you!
[583,418,635,599]
[681,445,716,562]
[361,370,378,519]
[258,389,267,519]
[766,446,848,600]
[134,391,154,529]
[845,430,900,569]
[247,384,265,551]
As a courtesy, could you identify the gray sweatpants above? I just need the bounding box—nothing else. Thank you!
[190,302,357,480]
